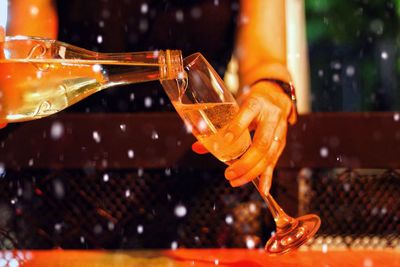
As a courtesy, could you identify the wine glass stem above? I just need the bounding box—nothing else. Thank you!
[251,178,295,230]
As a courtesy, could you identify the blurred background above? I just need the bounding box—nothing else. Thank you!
[0,0,399,253]
[306,0,400,112]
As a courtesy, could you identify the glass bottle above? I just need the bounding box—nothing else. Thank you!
[0,36,183,123]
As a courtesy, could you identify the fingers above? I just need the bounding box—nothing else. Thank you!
[224,109,282,177]
[225,116,287,186]
[224,96,262,142]
[222,81,293,189]
[191,141,209,154]
[229,156,268,187]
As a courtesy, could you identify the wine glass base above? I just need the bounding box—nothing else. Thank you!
[265,214,321,255]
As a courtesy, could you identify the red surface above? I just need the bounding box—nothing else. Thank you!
[3,249,399,267]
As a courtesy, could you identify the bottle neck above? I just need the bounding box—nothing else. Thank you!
[159,50,184,80]
[103,50,184,86]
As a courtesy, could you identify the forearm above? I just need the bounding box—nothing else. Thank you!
[235,0,291,90]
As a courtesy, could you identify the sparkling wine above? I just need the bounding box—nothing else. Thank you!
[172,101,251,162]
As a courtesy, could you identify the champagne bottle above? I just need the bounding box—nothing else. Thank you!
[0,36,183,123]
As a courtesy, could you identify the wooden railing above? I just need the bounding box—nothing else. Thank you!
[1,112,399,169]
[1,112,399,249]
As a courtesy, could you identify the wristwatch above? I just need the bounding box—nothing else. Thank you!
[251,78,298,123]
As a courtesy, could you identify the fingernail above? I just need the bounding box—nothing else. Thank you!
[225,170,236,180]
[224,132,234,143]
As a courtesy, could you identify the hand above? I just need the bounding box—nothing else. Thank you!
[0,26,6,129]
[192,81,295,195]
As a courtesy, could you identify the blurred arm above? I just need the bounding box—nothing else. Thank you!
[235,0,291,89]
[0,26,6,128]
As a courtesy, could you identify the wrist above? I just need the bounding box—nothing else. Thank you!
[251,78,298,124]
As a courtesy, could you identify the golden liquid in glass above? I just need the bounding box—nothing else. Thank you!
[172,101,251,162]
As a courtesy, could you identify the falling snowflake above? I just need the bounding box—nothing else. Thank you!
[97,35,103,44]
[225,215,233,225]
[53,180,65,199]
[346,66,355,77]
[174,204,187,217]
[393,113,400,122]
[332,74,340,83]
[175,10,184,22]
[171,241,178,250]
[144,97,152,108]
[151,130,159,140]
[50,122,64,140]
[54,223,62,232]
[322,243,328,253]
[92,131,101,143]
[331,61,341,70]
[140,3,149,14]
[320,147,329,158]
[127,149,135,159]
[245,237,256,249]
[249,203,257,213]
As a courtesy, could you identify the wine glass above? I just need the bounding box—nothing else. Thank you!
[161,53,320,255]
